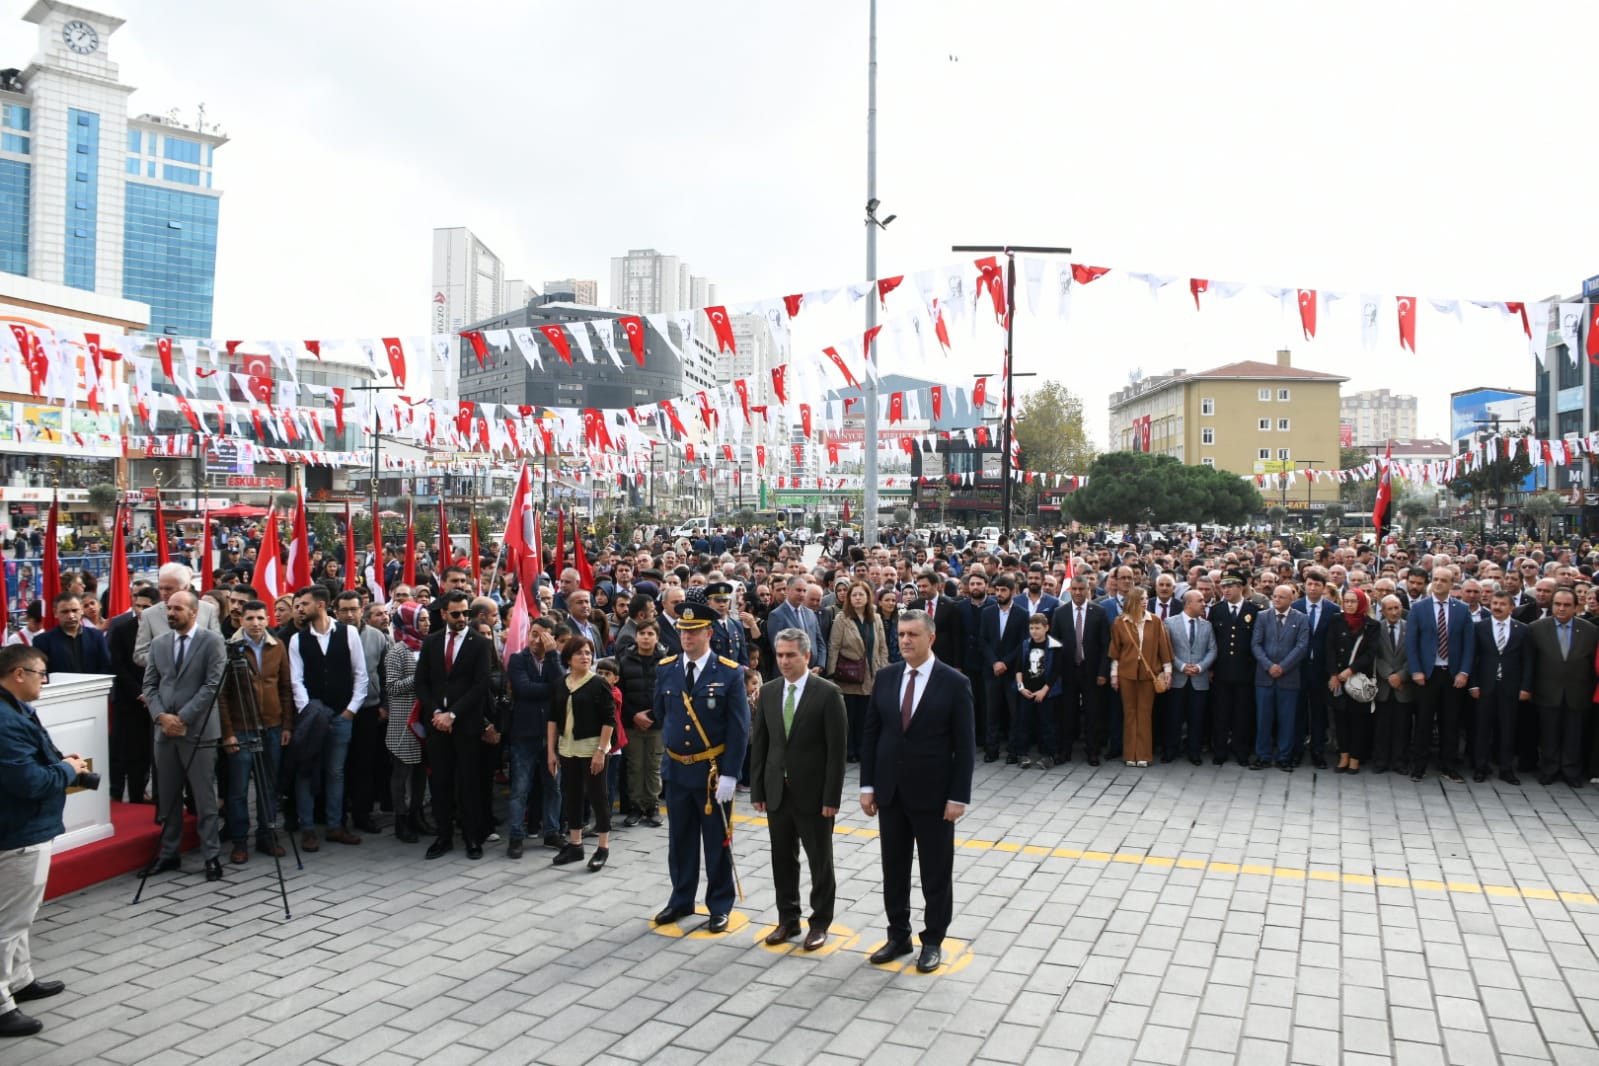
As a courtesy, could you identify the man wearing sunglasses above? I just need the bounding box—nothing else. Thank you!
[414,590,495,860]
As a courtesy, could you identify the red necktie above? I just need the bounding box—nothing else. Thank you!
[446,633,457,673]
[901,667,917,731]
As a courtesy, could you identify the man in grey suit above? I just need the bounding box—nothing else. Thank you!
[766,576,824,671]
[1165,590,1216,765]
[133,563,224,668]
[1370,595,1415,774]
[1524,588,1598,787]
[141,591,227,881]
[751,628,848,951]
[1250,585,1309,771]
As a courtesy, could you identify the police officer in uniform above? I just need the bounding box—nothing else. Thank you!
[652,602,750,933]
[706,581,748,666]
[1209,569,1259,767]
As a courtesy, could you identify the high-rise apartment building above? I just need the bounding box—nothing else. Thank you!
[609,248,713,315]
[1340,387,1418,446]
[502,278,535,312]
[0,2,227,338]
[430,226,507,405]
[542,277,597,306]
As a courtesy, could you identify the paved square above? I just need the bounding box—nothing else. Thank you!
[23,761,1599,1065]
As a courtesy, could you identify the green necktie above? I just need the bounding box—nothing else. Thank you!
[783,683,797,737]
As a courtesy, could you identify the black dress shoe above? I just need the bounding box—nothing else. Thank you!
[765,921,801,946]
[0,1008,42,1038]
[916,944,943,973]
[395,822,419,844]
[983,750,998,763]
[141,856,180,876]
[1087,756,1100,767]
[1278,762,1294,773]
[803,927,828,951]
[12,980,63,1003]
[352,816,380,834]
[1212,756,1225,766]
[654,904,695,926]
[424,838,454,860]
[1311,756,1326,770]
[543,833,565,849]
[869,938,914,965]
[1500,772,1521,786]
[624,814,641,827]
[1249,758,1268,771]
[466,843,483,860]
[705,913,731,934]
[506,839,524,859]
[1370,765,1388,775]
[1473,770,1488,783]
[1004,754,1018,765]
[1566,777,1585,789]
[1189,757,1202,767]
[205,859,223,882]
[1443,770,1464,784]
[1410,771,1425,783]
[1161,754,1178,764]
[552,843,584,866]
[587,847,608,871]
[1538,773,1558,786]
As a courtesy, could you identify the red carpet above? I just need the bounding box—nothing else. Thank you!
[46,801,197,901]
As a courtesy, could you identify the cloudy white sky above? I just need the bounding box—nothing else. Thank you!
[14,1,1596,448]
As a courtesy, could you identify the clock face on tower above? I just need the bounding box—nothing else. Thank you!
[62,19,99,55]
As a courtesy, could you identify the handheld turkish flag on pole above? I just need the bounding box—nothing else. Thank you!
[438,494,450,570]
[402,498,417,586]
[107,503,130,619]
[256,506,284,599]
[573,519,593,592]
[199,506,213,593]
[154,489,169,565]
[42,490,60,629]
[290,489,312,591]
[470,515,481,594]
[1372,441,1394,545]
[344,502,358,591]
[552,509,566,582]
[369,512,386,604]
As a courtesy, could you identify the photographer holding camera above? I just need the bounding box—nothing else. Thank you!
[0,643,84,1037]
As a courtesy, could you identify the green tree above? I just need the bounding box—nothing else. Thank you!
[1338,446,1376,508]
[310,510,336,554]
[1522,490,1563,544]
[1013,381,1097,513]
[1266,505,1288,534]
[1398,498,1430,535]
[1065,452,1262,527]
[1321,502,1345,530]
[1447,431,1534,518]
[87,483,120,514]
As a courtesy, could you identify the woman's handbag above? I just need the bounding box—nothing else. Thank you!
[1342,632,1378,703]
[833,656,867,685]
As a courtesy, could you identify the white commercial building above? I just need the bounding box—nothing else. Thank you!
[430,226,508,406]
[609,248,714,315]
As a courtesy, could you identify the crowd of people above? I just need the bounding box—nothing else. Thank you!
[7,515,1599,1037]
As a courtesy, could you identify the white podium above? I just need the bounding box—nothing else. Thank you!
[35,672,115,853]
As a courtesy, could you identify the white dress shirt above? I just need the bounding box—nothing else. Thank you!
[288,618,369,714]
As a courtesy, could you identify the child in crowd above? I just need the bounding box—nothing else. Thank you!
[1010,613,1062,769]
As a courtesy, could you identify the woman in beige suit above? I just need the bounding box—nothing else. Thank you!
[1107,587,1173,767]
[826,580,888,763]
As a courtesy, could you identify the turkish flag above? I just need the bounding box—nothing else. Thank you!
[583,408,612,450]
[823,346,859,388]
[456,400,473,439]
[721,443,734,462]
[1396,296,1417,353]
[705,306,737,353]
[783,293,803,318]
[1505,302,1531,337]
[974,256,1006,322]
[539,324,572,365]
[659,399,687,437]
[888,392,904,424]
[85,332,102,379]
[974,377,988,408]
[157,337,175,381]
[696,392,717,430]
[1297,289,1317,340]
[1189,279,1208,310]
[1071,264,1110,285]
[382,336,407,388]
[827,441,840,465]
[975,426,990,447]
[330,387,345,434]
[26,335,47,397]
[733,378,750,422]
[1140,416,1152,452]
[1587,307,1599,365]
[684,443,696,463]
[619,316,646,365]
[173,393,202,432]
[461,331,487,368]
[1372,441,1394,542]
[863,325,883,362]
[878,275,904,306]
[800,403,813,437]
[901,436,915,455]
[771,365,788,405]
[756,444,766,467]
[931,385,943,420]
[932,301,951,350]
[305,340,321,359]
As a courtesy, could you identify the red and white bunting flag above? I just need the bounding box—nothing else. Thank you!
[973,377,988,408]
[799,403,813,438]
[381,336,407,388]
[619,316,646,365]
[539,324,572,365]
[1297,289,1317,340]
[823,346,859,388]
[888,392,904,424]
[783,293,803,318]
[1397,297,1417,353]
[770,365,788,405]
[974,256,1006,323]
[705,306,737,353]
[878,275,904,307]
[930,385,944,420]
[462,331,488,367]
[733,378,750,422]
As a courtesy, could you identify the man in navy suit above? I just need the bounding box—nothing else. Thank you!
[1050,576,1111,765]
[1290,569,1337,768]
[1250,585,1309,771]
[1467,591,1532,785]
[1404,568,1476,783]
[33,593,112,676]
[979,576,1030,763]
[1018,565,1061,621]
[860,608,975,975]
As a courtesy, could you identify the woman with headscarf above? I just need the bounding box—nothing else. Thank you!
[1107,586,1173,767]
[383,603,431,842]
[1326,587,1379,774]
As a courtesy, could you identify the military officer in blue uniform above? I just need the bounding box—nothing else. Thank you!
[706,581,749,666]
[652,601,750,933]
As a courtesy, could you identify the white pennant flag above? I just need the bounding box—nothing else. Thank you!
[430,334,454,365]
[936,263,968,323]
[1127,272,1179,300]
[569,321,595,364]
[672,311,698,358]
[510,328,543,371]
[1558,303,1584,365]
[1358,293,1381,350]
[592,320,623,369]
[1527,301,1553,362]
[1022,256,1046,316]
[1054,262,1075,319]
[1427,298,1463,322]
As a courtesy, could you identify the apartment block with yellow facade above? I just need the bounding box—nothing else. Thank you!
[1106,349,1348,511]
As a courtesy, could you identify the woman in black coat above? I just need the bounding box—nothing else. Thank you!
[1325,587,1380,774]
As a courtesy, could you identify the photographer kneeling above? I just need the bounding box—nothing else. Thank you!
[0,644,84,1037]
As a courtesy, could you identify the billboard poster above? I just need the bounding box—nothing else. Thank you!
[6,559,41,613]
[1450,389,1536,493]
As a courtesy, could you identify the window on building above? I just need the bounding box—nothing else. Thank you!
[1259,388,1271,401]
[1278,448,1291,461]
[2,105,29,132]
[1200,397,1214,416]
[1278,388,1291,401]
[1258,418,1270,431]
[127,129,140,153]
[1201,428,1214,445]
[1258,448,1271,460]
[164,137,201,164]
[162,165,200,186]
[0,133,27,155]
[125,157,138,174]
[1277,418,1290,431]
[1201,457,1215,468]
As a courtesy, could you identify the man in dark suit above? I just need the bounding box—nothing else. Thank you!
[33,593,112,676]
[1404,569,1476,784]
[1524,588,1598,787]
[413,589,496,859]
[910,569,963,668]
[1467,591,1533,785]
[860,608,975,975]
[1250,585,1309,771]
[1513,578,1555,626]
[140,591,227,882]
[1290,570,1337,768]
[979,576,1030,763]
[1370,595,1414,774]
[1210,571,1259,767]
[751,628,847,951]
[108,585,158,803]
[954,572,994,752]
[767,576,824,671]
[1049,575,1110,765]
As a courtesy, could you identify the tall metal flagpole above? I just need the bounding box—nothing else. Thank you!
[861,0,880,544]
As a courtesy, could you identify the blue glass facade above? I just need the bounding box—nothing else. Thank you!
[64,108,98,290]
[0,158,29,275]
[122,183,218,337]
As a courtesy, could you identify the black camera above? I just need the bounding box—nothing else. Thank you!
[74,770,101,791]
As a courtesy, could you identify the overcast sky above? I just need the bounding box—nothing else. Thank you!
[16,1,1598,451]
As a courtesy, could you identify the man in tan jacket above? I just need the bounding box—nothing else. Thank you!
[219,600,294,864]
